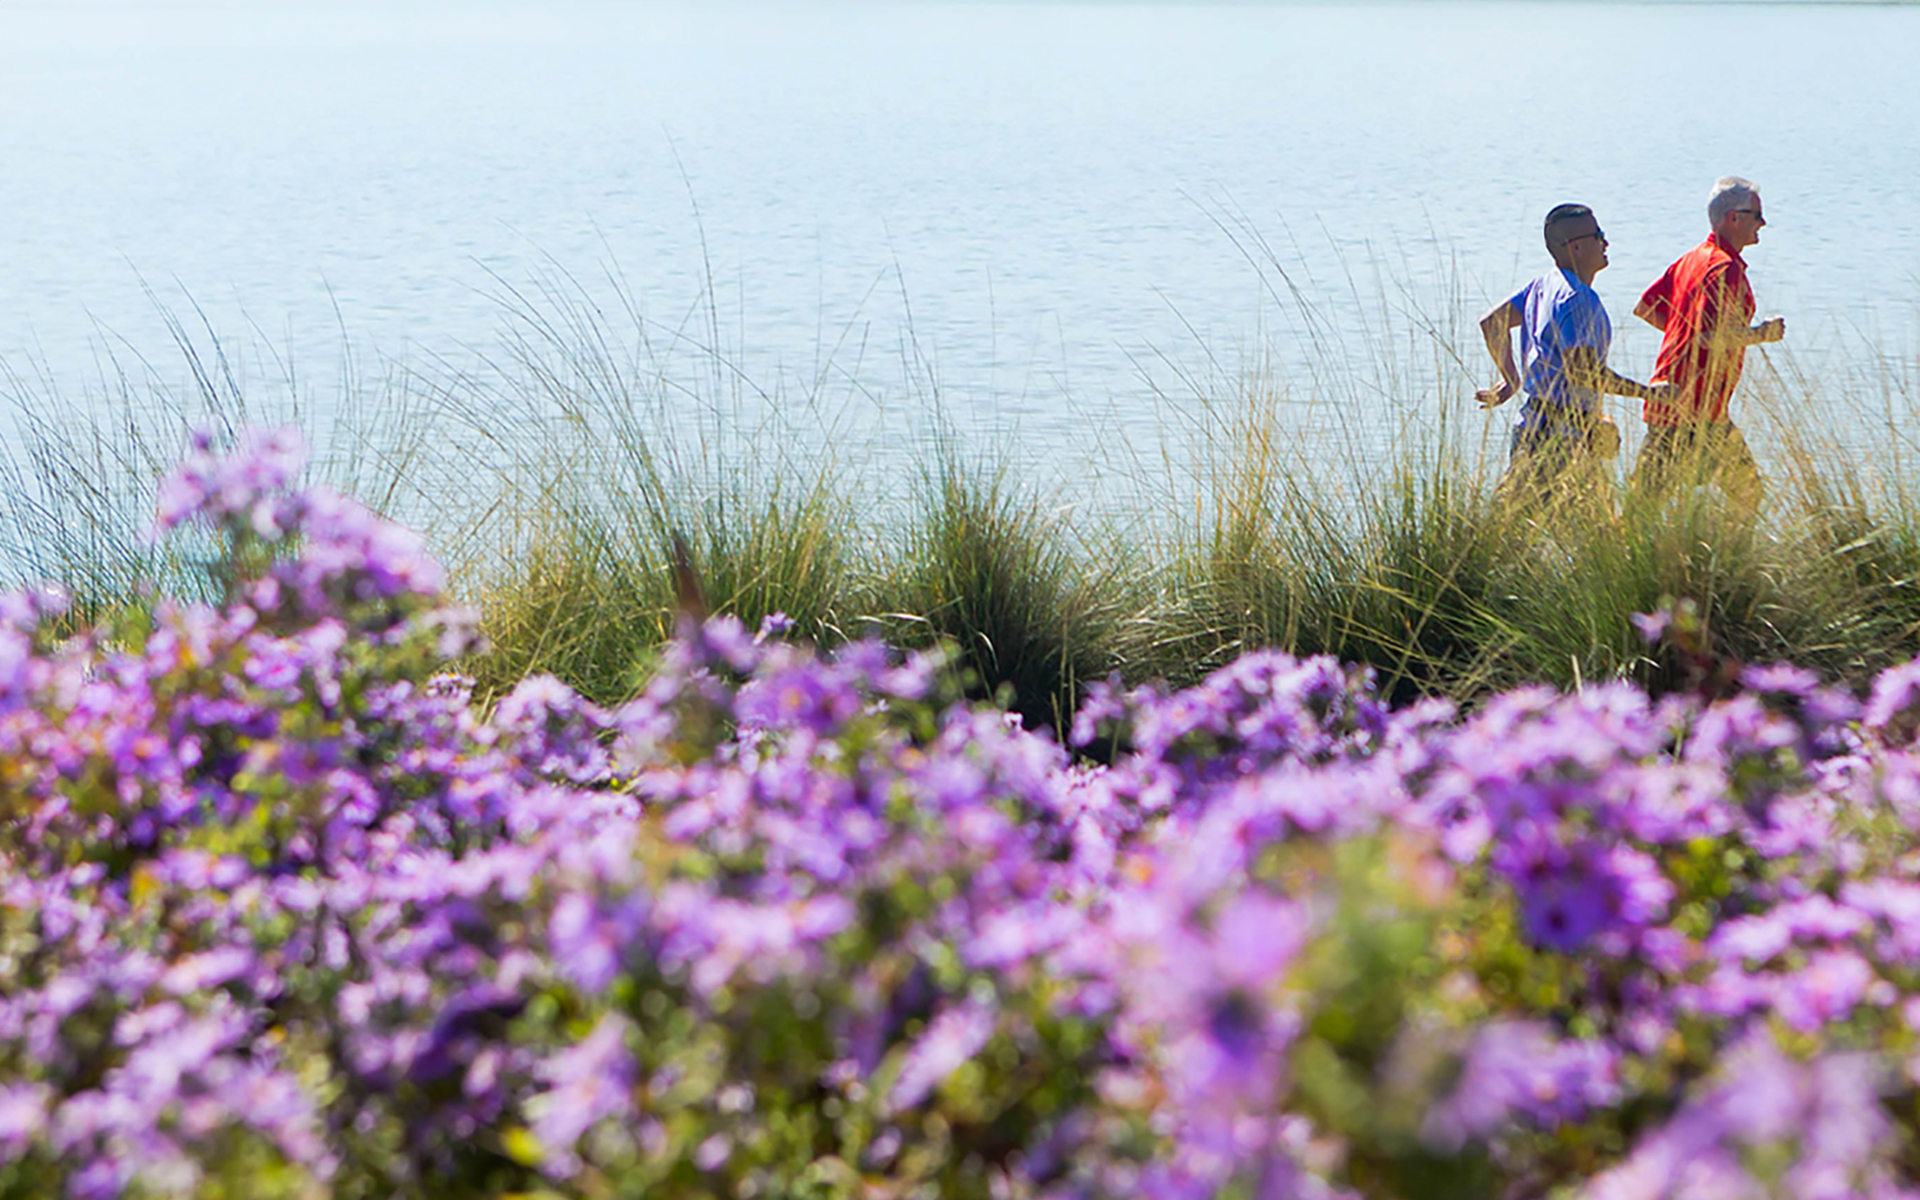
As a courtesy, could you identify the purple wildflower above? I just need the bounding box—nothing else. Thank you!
[1629,608,1672,645]
[1424,1021,1620,1150]
[526,1015,635,1177]
[886,996,997,1113]
[1866,659,1920,740]
[1740,661,1821,698]
[0,1083,50,1157]
[1496,834,1671,953]
[547,890,649,995]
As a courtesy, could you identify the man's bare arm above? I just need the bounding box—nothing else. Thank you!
[1476,301,1523,408]
[1563,346,1665,402]
[1707,315,1787,351]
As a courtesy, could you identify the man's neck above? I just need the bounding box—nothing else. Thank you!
[1710,230,1748,260]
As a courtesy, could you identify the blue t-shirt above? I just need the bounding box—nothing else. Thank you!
[1509,269,1611,433]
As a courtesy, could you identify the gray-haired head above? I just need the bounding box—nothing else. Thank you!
[1708,177,1760,228]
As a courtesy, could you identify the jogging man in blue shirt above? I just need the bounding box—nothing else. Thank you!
[1477,203,1665,502]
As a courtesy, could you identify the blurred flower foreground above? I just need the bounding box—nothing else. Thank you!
[10,431,1920,1200]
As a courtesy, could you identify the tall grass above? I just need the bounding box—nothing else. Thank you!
[461,450,856,708]
[1123,318,1920,702]
[863,453,1130,733]
[8,276,1920,718]
[0,317,439,629]
[391,262,868,708]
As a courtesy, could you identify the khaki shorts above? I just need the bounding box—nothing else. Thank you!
[1498,413,1617,507]
[1630,422,1762,506]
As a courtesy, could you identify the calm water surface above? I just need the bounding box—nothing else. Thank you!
[3,0,1918,498]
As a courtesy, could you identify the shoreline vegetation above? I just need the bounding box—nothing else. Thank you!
[11,281,1920,1194]
[13,424,1920,1195]
[6,295,1920,733]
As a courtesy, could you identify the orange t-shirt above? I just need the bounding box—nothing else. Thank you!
[1638,235,1755,426]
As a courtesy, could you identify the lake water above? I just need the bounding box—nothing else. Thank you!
[3,0,1919,510]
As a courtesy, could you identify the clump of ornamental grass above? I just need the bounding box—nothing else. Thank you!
[461,447,855,709]
[459,490,670,708]
[1760,369,1920,666]
[1145,390,1554,704]
[1138,385,1349,687]
[863,453,1127,736]
[416,263,864,709]
[1338,446,1910,700]
[1336,449,1520,703]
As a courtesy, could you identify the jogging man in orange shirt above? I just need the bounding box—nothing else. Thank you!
[1631,176,1786,507]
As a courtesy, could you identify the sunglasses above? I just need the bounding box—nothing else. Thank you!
[1729,208,1767,223]
[1559,229,1607,247]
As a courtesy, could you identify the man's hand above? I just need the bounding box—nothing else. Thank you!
[1478,301,1522,410]
[1643,380,1675,404]
[1754,316,1786,344]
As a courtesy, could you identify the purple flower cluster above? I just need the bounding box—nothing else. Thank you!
[11,429,1920,1197]
[1584,1037,1916,1200]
